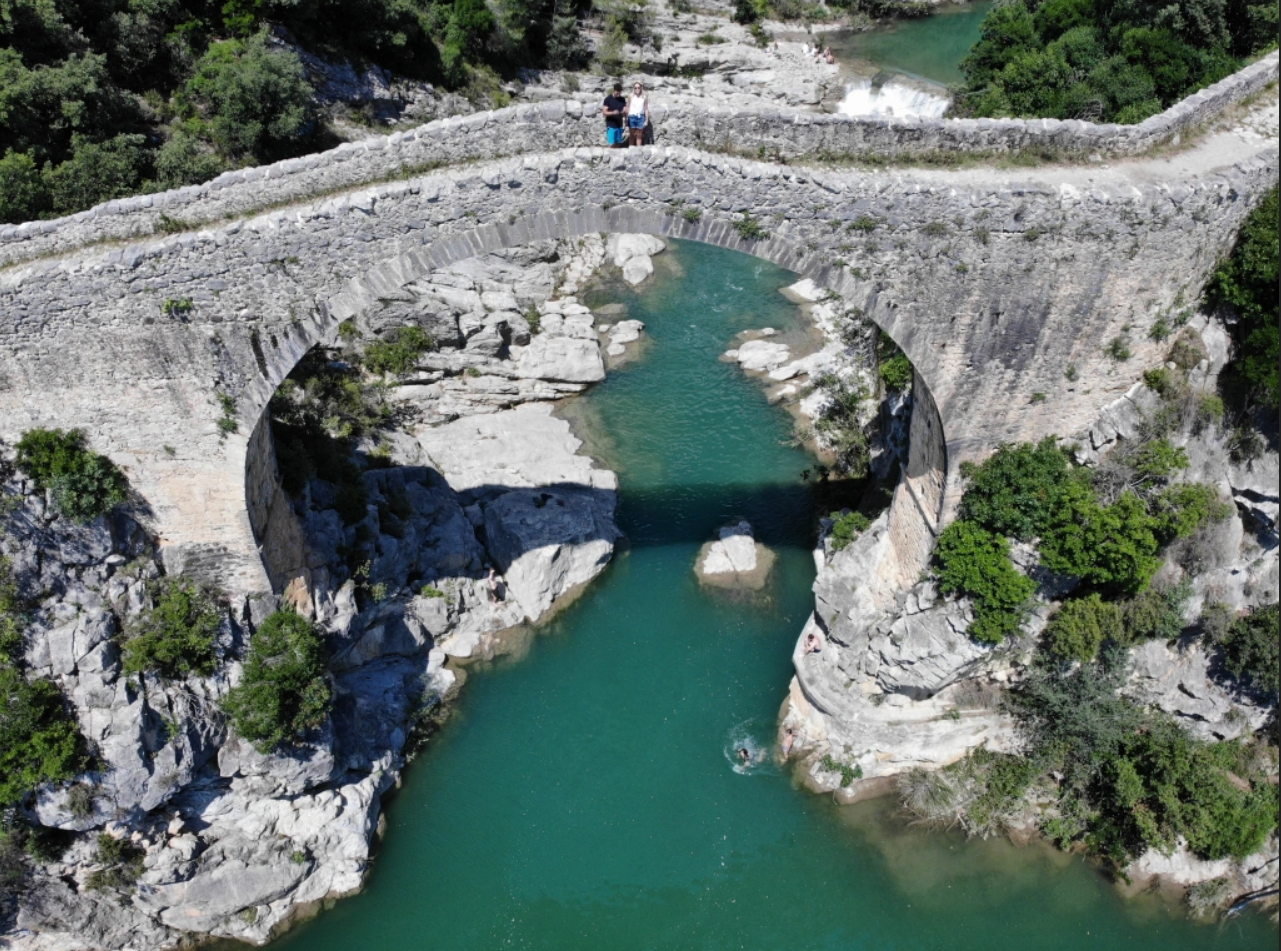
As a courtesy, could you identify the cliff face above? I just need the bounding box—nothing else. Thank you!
[782,303,1279,895]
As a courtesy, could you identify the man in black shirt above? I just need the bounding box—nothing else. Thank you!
[602,82,627,148]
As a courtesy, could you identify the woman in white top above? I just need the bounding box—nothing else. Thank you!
[627,82,650,147]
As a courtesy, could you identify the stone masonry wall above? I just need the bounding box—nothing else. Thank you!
[0,139,1276,592]
[0,53,1274,268]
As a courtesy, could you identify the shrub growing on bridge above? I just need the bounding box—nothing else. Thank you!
[121,578,222,680]
[14,428,128,523]
[223,611,332,753]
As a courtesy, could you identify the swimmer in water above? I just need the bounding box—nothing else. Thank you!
[737,747,752,765]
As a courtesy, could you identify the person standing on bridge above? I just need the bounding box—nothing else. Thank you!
[602,82,627,148]
[626,82,650,148]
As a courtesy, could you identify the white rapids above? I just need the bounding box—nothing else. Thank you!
[838,75,950,118]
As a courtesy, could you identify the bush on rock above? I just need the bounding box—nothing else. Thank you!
[122,578,222,679]
[223,611,332,753]
[14,428,127,523]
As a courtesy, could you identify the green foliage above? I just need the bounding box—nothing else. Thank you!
[681,207,701,223]
[811,374,870,477]
[935,521,1036,644]
[1120,581,1190,643]
[1105,336,1132,361]
[819,754,863,787]
[183,34,314,163]
[270,349,391,523]
[223,611,332,753]
[878,354,912,393]
[0,149,48,223]
[421,585,446,599]
[1151,482,1231,539]
[958,437,1078,541]
[1207,188,1279,411]
[827,510,870,552]
[121,578,221,679]
[0,666,83,807]
[85,833,144,892]
[955,0,1265,123]
[362,326,438,377]
[1008,657,1277,864]
[1213,603,1279,699]
[1039,482,1163,595]
[15,428,128,523]
[847,215,878,232]
[732,214,769,241]
[1044,594,1124,661]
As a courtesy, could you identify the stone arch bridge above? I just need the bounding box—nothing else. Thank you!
[0,57,1276,596]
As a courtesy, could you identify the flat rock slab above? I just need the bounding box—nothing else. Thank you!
[415,402,616,494]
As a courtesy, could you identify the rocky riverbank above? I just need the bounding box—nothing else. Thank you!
[775,283,1280,901]
[1,234,661,950]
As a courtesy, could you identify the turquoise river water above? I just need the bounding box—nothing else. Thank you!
[828,2,994,86]
[264,242,1277,950]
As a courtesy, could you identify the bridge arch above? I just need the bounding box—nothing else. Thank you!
[0,141,1274,596]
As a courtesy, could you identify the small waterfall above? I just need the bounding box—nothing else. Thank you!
[838,74,950,119]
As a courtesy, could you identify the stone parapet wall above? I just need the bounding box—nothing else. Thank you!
[1,52,1275,269]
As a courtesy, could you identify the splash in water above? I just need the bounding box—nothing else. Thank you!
[838,75,950,119]
[724,718,778,775]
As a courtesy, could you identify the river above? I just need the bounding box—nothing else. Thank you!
[266,242,1277,950]
[830,1,992,117]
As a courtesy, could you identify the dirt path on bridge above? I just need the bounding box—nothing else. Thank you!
[909,90,1278,191]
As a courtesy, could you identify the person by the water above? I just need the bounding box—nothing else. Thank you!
[804,631,823,654]
[737,747,752,765]
[487,568,502,603]
[781,728,796,757]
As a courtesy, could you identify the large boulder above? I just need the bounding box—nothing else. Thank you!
[483,486,619,621]
[516,335,605,383]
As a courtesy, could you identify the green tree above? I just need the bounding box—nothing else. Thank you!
[0,149,49,224]
[122,578,222,679]
[1039,483,1162,595]
[184,33,314,162]
[14,428,128,523]
[935,520,1036,644]
[153,132,226,189]
[223,610,332,752]
[42,133,150,215]
[958,438,1078,541]
[0,666,83,807]
[1207,187,1280,411]
[1214,603,1279,699]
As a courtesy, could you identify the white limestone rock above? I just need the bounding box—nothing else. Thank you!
[695,520,775,591]
[605,233,666,267]
[483,487,619,621]
[735,338,791,372]
[515,334,605,383]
